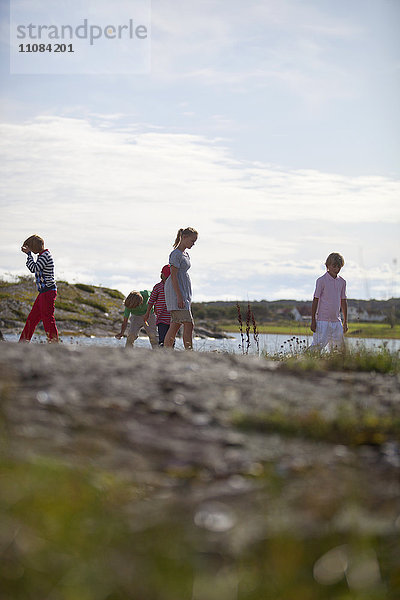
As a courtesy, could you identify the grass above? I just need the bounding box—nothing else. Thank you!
[102,287,125,300]
[266,345,400,374]
[220,320,400,339]
[55,300,82,313]
[233,408,400,446]
[77,297,108,313]
[1,454,399,599]
[75,283,95,294]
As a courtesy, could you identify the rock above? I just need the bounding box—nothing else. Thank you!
[194,327,233,339]
[1,343,400,536]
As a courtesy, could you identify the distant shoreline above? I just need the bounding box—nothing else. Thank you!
[1,277,399,340]
[220,321,400,340]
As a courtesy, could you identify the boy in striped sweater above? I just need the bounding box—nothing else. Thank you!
[19,235,59,342]
[143,265,172,346]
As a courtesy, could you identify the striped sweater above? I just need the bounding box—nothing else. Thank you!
[147,281,171,325]
[26,250,57,293]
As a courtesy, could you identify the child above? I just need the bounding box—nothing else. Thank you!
[19,235,59,343]
[115,290,158,348]
[310,252,348,350]
[164,227,198,350]
[143,265,171,346]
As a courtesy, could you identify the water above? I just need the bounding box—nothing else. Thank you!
[4,332,400,354]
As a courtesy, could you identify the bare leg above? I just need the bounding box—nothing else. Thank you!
[164,323,181,348]
[182,322,194,350]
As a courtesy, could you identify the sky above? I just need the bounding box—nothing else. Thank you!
[0,0,399,301]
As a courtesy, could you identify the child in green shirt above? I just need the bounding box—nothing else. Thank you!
[115,290,158,348]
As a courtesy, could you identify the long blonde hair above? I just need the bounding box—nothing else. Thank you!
[173,227,198,248]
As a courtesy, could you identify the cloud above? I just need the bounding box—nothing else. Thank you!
[149,0,364,110]
[0,115,399,299]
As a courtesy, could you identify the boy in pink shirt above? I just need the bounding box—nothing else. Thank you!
[310,252,348,350]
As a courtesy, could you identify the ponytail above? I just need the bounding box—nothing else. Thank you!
[173,228,184,248]
[173,227,198,248]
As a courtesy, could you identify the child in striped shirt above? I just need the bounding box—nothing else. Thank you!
[143,265,172,346]
[19,234,59,342]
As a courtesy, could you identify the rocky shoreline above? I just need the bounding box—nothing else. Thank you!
[0,278,233,340]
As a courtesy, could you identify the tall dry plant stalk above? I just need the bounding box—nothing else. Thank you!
[246,303,251,354]
[251,307,260,353]
[236,302,260,354]
[236,301,245,353]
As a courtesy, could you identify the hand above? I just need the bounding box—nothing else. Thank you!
[310,319,316,333]
[177,294,184,309]
[115,332,124,339]
[21,245,30,254]
[343,322,348,334]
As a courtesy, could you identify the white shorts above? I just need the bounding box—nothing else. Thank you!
[311,321,344,350]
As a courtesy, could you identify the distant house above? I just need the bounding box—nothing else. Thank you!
[347,306,386,322]
[291,306,312,321]
[276,307,295,320]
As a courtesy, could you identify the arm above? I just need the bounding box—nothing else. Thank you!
[21,245,36,273]
[143,288,157,321]
[115,316,129,339]
[170,265,184,308]
[310,297,319,332]
[341,298,348,333]
[23,249,48,275]
[143,303,154,322]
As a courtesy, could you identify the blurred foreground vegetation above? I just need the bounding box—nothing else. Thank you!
[1,342,400,599]
[1,454,399,600]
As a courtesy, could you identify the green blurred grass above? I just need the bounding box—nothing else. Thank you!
[233,408,400,446]
[1,455,399,599]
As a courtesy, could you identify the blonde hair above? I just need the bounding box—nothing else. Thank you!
[23,235,44,254]
[325,252,344,268]
[173,227,198,248]
[124,291,143,309]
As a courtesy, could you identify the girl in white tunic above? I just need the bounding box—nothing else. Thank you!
[164,227,198,349]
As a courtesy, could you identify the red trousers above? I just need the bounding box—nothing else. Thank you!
[19,290,59,342]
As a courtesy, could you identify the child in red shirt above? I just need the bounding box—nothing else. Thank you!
[143,265,171,346]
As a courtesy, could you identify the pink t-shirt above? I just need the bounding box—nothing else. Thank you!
[314,272,346,322]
